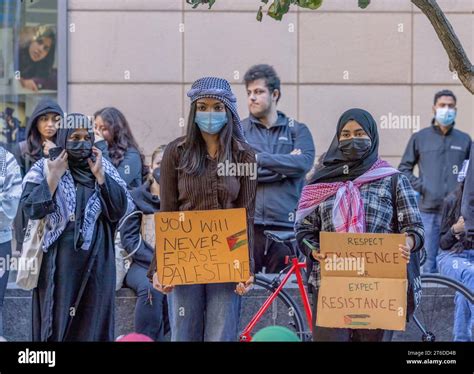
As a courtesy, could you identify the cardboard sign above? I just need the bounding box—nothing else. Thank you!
[316,232,407,331]
[155,208,250,286]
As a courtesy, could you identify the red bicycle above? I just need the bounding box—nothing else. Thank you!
[239,230,313,342]
[239,231,474,342]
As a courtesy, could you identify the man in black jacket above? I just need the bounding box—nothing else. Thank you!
[241,64,315,273]
[399,89,471,273]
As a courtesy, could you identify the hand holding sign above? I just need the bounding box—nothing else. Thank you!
[302,238,327,262]
[235,275,254,296]
[398,233,414,262]
[152,272,174,294]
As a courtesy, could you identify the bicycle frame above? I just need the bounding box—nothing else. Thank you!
[240,257,313,341]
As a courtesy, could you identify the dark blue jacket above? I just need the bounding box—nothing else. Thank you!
[95,140,143,189]
[241,111,315,228]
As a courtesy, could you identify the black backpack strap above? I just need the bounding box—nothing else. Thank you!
[391,173,399,233]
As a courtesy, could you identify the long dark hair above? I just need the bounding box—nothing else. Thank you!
[179,102,238,175]
[19,26,56,79]
[444,182,464,228]
[26,123,47,162]
[439,181,465,246]
[94,107,147,176]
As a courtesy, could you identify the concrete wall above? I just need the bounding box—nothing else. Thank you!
[67,0,473,166]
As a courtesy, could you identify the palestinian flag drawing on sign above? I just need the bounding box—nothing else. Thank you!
[227,229,247,252]
[344,314,371,326]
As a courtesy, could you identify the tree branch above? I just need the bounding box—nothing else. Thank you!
[412,0,473,93]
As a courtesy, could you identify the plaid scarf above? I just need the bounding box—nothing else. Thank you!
[23,157,135,251]
[0,147,6,176]
[296,159,399,232]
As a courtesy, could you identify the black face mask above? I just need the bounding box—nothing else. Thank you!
[66,140,93,161]
[338,138,372,161]
[152,167,160,184]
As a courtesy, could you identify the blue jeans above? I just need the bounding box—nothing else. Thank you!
[124,263,167,341]
[168,283,241,342]
[437,249,474,341]
[420,212,442,273]
[0,241,11,337]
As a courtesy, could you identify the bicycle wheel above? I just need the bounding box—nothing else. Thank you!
[396,274,473,342]
[239,275,310,341]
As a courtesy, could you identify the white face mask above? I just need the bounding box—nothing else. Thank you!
[435,107,456,127]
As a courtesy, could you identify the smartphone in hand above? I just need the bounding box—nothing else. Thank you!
[48,147,63,161]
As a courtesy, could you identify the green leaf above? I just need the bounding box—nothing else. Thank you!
[297,0,323,10]
[358,0,370,9]
[267,2,281,20]
[257,6,264,21]
[186,0,202,9]
[268,0,291,21]
[185,0,216,9]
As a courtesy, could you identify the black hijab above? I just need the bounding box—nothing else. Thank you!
[309,108,379,184]
[55,113,96,189]
[55,114,97,250]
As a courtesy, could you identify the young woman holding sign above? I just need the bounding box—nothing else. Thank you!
[294,108,424,342]
[148,77,257,341]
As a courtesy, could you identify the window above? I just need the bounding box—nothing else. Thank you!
[0,0,66,149]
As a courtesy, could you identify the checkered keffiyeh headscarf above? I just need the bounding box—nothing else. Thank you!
[296,159,399,233]
[187,77,246,142]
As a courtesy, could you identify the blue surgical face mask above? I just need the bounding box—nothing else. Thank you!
[435,107,456,127]
[195,111,228,134]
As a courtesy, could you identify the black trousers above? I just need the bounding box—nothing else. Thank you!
[311,287,394,342]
